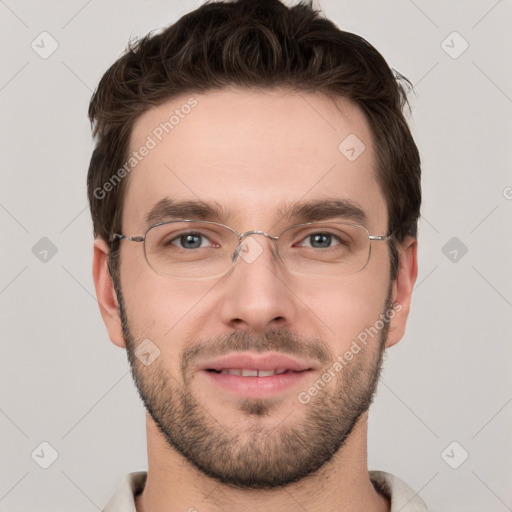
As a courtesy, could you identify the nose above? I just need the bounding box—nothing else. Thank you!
[218,234,297,333]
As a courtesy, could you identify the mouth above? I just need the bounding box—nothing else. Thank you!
[206,368,296,376]
[197,352,315,398]
[198,351,314,373]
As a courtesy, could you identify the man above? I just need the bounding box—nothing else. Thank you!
[88,0,425,510]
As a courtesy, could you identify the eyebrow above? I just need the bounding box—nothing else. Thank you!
[145,198,232,226]
[144,197,368,228]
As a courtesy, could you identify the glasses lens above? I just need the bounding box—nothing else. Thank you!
[143,221,371,279]
[144,221,237,279]
[278,222,370,277]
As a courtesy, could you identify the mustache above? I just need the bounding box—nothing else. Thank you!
[180,328,334,372]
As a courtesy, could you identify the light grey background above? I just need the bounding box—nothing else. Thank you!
[1,0,511,511]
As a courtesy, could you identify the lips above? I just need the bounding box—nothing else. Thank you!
[198,352,314,374]
[196,352,316,398]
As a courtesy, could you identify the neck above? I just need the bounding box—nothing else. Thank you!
[135,412,390,512]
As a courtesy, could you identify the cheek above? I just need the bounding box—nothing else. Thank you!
[294,274,389,353]
[120,244,209,333]
[119,265,213,371]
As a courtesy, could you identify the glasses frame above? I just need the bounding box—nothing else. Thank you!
[110,219,393,280]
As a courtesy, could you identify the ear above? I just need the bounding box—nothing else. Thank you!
[92,238,126,349]
[385,237,418,348]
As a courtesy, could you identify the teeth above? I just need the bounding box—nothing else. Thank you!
[221,369,242,376]
[218,369,290,377]
[241,369,258,377]
[257,370,275,377]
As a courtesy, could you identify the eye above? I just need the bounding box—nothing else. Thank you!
[297,231,345,249]
[168,231,214,249]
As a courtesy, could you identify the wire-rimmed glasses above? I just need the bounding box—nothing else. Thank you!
[111,219,393,280]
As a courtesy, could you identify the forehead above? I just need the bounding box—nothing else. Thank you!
[123,87,387,233]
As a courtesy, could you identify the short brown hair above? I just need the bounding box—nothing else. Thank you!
[87,0,421,281]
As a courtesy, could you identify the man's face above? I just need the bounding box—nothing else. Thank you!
[107,88,401,488]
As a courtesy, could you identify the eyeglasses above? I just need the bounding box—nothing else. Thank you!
[111,220,392,280]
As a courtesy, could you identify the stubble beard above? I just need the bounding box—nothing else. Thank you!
[115,278,390,490]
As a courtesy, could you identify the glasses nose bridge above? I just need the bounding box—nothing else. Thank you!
[232,229,280,263]
[238,229,279,243]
